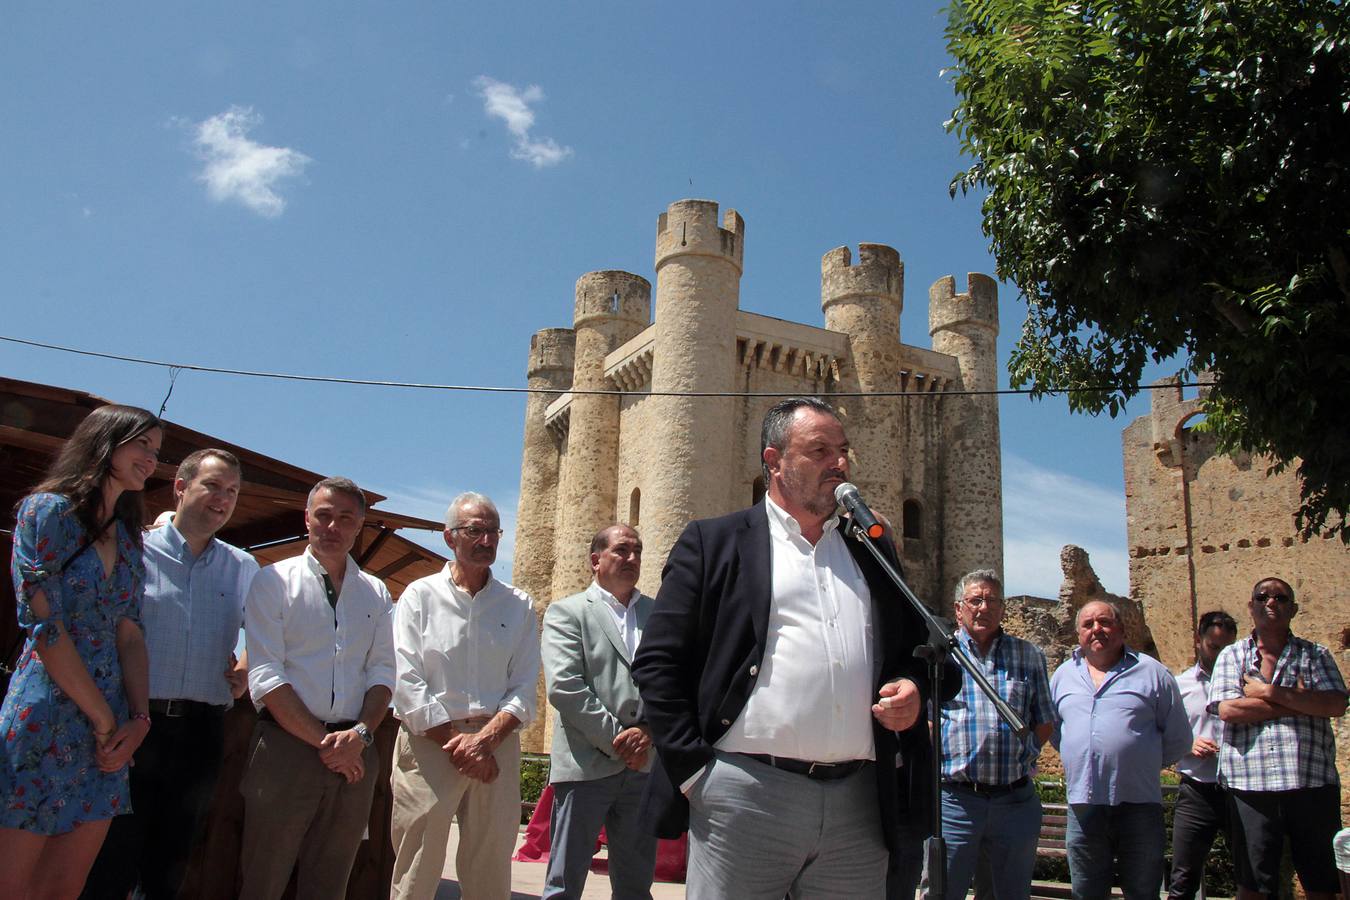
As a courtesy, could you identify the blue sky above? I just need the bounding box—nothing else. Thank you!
[1,3,1154,599]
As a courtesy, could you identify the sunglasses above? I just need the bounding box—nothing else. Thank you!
[1253,591,1293,604]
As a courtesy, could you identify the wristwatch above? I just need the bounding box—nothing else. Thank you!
[352,722,374,747]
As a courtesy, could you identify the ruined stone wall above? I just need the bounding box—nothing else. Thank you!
[1124,376,1350,814]
[1123,377,1349,670]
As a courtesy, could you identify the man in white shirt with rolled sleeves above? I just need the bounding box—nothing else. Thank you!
[390,491,541,900]
[239,476,396,900]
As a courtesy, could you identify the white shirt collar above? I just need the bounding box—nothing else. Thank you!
[764,495,840,539]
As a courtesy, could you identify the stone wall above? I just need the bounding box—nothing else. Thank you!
[1123,376,1349,813]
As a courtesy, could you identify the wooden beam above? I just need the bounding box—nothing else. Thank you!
[356,526,395,567]
[373,551,423,580]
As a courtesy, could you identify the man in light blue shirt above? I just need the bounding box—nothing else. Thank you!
[1050,600,1191,900]
[83,448,258,900]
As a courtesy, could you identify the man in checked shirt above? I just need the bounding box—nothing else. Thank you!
[1211,576,1348,900]
[924,570,1054,900]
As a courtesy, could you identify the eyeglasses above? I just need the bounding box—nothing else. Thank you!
[1254,591,1293,604]
[960,595,1002,608]
[451,526,503,541]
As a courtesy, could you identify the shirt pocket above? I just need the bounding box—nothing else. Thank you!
[1004,677,1029,716]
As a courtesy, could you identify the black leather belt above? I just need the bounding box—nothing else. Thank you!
[257,707,356,732]
[943,776,1029,796]
[740,753,868,781]
[148,698,226,718]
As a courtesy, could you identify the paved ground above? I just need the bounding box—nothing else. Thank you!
[432,822,687,899]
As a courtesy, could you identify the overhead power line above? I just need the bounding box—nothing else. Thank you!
[0,334,1214,399]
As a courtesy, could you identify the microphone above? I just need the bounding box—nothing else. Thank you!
[834,482,886,540]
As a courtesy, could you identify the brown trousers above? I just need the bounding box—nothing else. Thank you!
[237,719,379,900]
[389,721,522,900]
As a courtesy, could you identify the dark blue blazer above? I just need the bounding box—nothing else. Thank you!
[631,502,949,852]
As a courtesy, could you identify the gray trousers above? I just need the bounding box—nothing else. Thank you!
[542,769,657,900]
[686,751,888,900]
[237,720,379,900]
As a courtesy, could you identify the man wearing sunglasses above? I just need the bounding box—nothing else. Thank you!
[1210,577,1347,900]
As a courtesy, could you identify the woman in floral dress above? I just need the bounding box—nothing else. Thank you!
[0,405,162,898]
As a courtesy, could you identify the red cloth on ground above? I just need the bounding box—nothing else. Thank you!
[513,783,688,882]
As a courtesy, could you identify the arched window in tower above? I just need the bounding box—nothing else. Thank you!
[902,499,923,541]
[629,487,641,527]
[751,476,766,506]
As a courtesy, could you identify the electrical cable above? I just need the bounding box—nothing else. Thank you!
[0,334,1215,399]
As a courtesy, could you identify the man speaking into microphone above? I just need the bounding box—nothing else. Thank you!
[633,396,941,899]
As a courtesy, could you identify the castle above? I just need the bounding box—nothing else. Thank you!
[510,198,1004,636]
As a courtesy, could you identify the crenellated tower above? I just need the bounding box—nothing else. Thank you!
[642,200,744,593]
[929,273,1002,608]
[513,328,576,609]
[512,327,575,753]
[821,244,904,527]
[551,272,651,601]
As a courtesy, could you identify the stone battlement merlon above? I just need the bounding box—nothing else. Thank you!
[928,273,999,336]
[820,244,903,309]
[527,328,576,382]
[573,270,651,329]
[654,198,745,274]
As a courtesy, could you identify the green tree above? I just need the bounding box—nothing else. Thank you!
[944,0,1350,539]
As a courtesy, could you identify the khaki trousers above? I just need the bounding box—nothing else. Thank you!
[237,720,379,900]
[390,721,521,900]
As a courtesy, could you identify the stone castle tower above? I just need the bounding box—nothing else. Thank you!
[512,199,1003,745]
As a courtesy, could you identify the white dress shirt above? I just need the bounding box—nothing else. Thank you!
[1175,662,1221,782]
[245,547,396,723]
[597,582,643,658]
[392,564,541,735]
[717,497,875,763]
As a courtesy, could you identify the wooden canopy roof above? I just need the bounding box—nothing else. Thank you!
[0,376,447,598]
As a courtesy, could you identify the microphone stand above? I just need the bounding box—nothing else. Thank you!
[844,520,1028,900]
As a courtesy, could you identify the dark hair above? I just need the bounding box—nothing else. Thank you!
[307,476,367,513]
[1251,577,1294,604]
[177,448,241,483]
[1198,610,1238,633]
[28,404,163,544]
[590,523,638,556]
[759,397,838,480]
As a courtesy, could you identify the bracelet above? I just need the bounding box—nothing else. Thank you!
[131,712,151,729]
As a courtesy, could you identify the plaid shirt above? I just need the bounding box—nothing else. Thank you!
[940,628,1054,785]
[1208,632,1346,791]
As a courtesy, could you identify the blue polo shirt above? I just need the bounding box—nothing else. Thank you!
[1050,646,1192,805]
[142,519,259,706]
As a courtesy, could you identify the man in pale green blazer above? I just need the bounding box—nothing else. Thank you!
[541,524,658,900]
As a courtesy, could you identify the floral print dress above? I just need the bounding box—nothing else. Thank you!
[1,492,144,834]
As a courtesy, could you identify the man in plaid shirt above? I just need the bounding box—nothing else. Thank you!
[1210,576,1348,900]
[930,570,1054,900]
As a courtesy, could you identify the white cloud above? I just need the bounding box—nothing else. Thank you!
[1001,454,1130,600]
[191,105,311,217]
[473,76,573,169]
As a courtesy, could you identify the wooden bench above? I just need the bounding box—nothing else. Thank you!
[1029,784,1181,900]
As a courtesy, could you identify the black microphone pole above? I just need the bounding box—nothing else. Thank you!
[834,483,1027,900]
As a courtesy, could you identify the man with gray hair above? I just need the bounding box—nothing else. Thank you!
[240,476,396,899]
[922,569,1053,900]
[1050,600,1191,900]
[390,492,541,900]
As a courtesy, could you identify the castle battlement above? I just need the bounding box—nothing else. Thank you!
[929,273,999,335]
[820,243,903,309]
[573,270,651,329]
[654,198,744,273]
